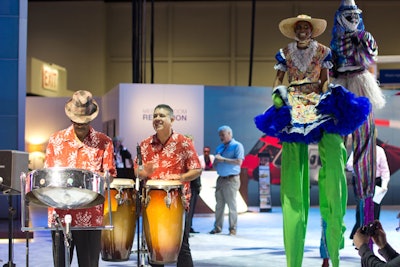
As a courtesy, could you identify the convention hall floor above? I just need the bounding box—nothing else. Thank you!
[1,206,400,267]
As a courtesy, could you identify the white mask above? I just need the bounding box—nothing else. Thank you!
[338,10,360,32]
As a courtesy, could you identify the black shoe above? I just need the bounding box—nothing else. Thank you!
[322,258,329,267]
[190,228,199,234]
[229,229,236,236]
[209,229,221,234]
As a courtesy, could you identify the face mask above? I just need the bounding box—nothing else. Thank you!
[338,11,360,32]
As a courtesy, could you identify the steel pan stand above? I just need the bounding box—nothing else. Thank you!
[135,180,150,267]
[20,169,112,267]
[0,183,21,267]
[135,145,150,267]
[3,193,16,267]
[53,213,72,267]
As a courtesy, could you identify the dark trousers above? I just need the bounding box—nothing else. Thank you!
[116,167,135,179]
[186,188,200,232]
[350,202,361,240]
[52,230,101,267]
[150,212,193,267]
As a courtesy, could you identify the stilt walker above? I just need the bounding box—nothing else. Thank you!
[330,0,386,242]
[254,14,371,267]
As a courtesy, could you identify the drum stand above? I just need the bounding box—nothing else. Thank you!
[20,170,113,267]
[52,213,72,267]
[1,184,20,267]
[135,179,150,267]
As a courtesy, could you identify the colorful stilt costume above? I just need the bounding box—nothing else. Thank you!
[254,14,371,267]
[331,0,386,236]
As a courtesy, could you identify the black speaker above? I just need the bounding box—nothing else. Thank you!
[0,150,29,194]
[0,150,29,219]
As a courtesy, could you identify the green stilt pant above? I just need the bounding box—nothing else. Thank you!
[281,133,347,267]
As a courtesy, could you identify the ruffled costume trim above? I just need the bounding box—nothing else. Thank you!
[317,84,371,135]
[254,84,371,144]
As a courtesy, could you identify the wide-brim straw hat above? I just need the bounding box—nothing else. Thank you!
[279,14,327,39]
[65,90,99,124]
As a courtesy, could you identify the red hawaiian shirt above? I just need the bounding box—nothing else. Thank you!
[44,125,116,227]
[138,132,201,210]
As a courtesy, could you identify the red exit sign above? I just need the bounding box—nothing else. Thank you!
[42,65,59,91]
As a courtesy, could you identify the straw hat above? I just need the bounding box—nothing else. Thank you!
[65,90,99,124]
[279,14,327,39]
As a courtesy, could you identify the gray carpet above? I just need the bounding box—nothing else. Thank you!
[1,206,400,267]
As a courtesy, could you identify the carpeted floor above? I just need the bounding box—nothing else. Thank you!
[1,205,400,267]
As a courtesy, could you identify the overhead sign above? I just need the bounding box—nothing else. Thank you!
[41,65,59,91]
[379,69,400,84]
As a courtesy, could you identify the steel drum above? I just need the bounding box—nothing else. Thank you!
[25,167,105,209]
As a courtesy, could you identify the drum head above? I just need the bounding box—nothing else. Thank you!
[146,179,182,189]
[110,178,135,189]
[25,167,105,209]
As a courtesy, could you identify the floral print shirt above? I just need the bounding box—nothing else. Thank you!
[138,132,201,210]
[44,125,116,227]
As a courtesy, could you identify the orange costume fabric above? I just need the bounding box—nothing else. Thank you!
[44,125,116,227]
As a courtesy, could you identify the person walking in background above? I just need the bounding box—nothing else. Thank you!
[135,104,202,267]
[44,90,116,267]
[254,14,370,267]
[209,125,244,236]
[112,136,135,179]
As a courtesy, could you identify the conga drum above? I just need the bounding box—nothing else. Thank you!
[143,180,185,264]
[101,178,137,261]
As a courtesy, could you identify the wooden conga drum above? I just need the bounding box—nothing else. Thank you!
[143,180,185,264]
[101,178,137,261]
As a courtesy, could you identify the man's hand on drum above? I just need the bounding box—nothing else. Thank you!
[163,173,194,181]
[143,162,156,177]
[164,174,182,181]
[135,162,156,180]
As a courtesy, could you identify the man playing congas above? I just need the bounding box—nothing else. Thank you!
[135,104,202,267]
